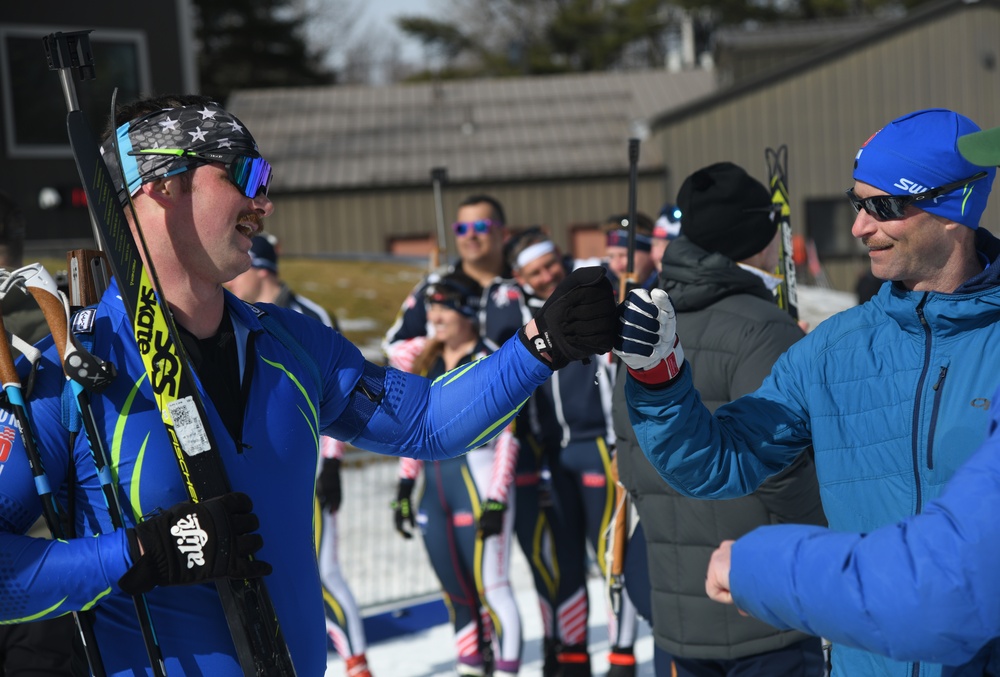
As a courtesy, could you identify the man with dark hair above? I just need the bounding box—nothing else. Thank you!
[617,109,1000,677]
[383,193,529,371]
[507,228,640,677]
[612,163,826,677]
[0,94,617,676]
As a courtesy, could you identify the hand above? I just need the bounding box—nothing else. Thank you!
[392,479,416,539]
[614,288,685,385]
[387,336,428,373]
[519,266,616,370]
[118,492,271,595]
[317,457,342,513]
[478,499,507,539]
[706,540,735,605]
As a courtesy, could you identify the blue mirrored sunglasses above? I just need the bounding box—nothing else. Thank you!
[131,148,273,198]
[452,219,495,236]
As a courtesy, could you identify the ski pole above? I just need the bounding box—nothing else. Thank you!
[619,138,641,300]
[608,137,641,614]
[0,269,107,677]
[430,167,448,270]
[16,262,168,677]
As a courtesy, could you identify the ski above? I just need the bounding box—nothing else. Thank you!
[765,145,799,320]
[43,30,296,675]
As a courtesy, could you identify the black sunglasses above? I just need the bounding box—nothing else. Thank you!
[845,171,988,222]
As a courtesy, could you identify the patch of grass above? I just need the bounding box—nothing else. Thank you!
[32,255,427,358]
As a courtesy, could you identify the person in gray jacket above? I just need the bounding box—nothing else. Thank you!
[611,162,827,676]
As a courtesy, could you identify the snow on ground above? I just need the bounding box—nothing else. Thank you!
[326,556,656,677]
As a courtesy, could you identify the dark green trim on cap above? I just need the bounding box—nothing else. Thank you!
[959,127,1000,167]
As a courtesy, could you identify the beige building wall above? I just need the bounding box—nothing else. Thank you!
[652,4,1000,291]
[264,174,667,262]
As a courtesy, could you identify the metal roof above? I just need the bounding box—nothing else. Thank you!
[227,69,715,192]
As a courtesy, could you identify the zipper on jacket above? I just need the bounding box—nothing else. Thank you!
[910,296,931,514]
[236,331,257,453]
[926,366,948,470]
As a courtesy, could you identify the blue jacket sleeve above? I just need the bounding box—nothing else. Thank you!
[625,358,811,499]
[729,417,1000,666]
[0,348,134,621]
[349,333,550,460]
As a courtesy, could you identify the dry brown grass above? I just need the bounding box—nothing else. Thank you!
[34,255,427,358]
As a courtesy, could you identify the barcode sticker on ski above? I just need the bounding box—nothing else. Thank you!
[167,396,211,456]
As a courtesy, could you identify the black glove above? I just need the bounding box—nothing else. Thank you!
[118,492,271,595]
[519,266,616,370]
[392,479,416,539]
[317,457,343,513]
[478,499,507,539]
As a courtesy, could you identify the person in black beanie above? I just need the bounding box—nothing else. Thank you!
[611,161,827,676]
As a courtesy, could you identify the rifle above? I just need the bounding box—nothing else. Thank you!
[608,137,640,613]
[765,146,799,319]
[430,167,448,270]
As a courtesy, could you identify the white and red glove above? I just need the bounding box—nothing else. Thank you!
[614,288,685,386]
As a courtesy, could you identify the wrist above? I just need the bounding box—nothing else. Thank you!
[626,336,684,386]
[518,323,554,366]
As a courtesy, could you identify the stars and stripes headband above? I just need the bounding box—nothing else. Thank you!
[100,102,268,206]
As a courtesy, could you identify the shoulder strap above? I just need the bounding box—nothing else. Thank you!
[61,308,99,433]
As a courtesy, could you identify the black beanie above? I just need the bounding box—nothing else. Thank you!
[677,162,777,262]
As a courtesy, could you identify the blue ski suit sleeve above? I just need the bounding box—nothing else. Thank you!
[0,340,134,622]
[728,407,1000,666]
[330,333,550,460]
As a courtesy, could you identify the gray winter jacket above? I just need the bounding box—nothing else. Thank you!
[613,236,827,659]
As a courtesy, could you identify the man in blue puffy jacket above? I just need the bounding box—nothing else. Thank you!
[615,108,1000,677]
[0,93,617,677]
[698,123,1000,675]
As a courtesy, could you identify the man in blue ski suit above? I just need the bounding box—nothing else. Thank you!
[697,123,1000,676]
[615,108,1000,677]
[0,94,617,677]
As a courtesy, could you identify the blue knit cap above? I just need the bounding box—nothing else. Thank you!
[853,109,996,229]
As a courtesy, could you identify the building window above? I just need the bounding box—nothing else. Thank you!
[805,196,866,260]
[1,27,150,158]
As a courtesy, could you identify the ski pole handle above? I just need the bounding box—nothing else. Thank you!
[620,138,641,302]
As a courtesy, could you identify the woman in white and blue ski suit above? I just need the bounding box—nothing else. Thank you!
[393,274,522,676]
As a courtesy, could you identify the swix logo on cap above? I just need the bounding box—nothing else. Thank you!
[0,426,16,463]
[893,178,929,194]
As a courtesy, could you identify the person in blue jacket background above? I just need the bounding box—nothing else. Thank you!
[699,123,1000,676]
[615,108,1000,677]
[0,94,617,677]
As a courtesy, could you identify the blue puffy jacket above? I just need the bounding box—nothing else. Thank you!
[626,230,1000,676]
[728,397,1000,671]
